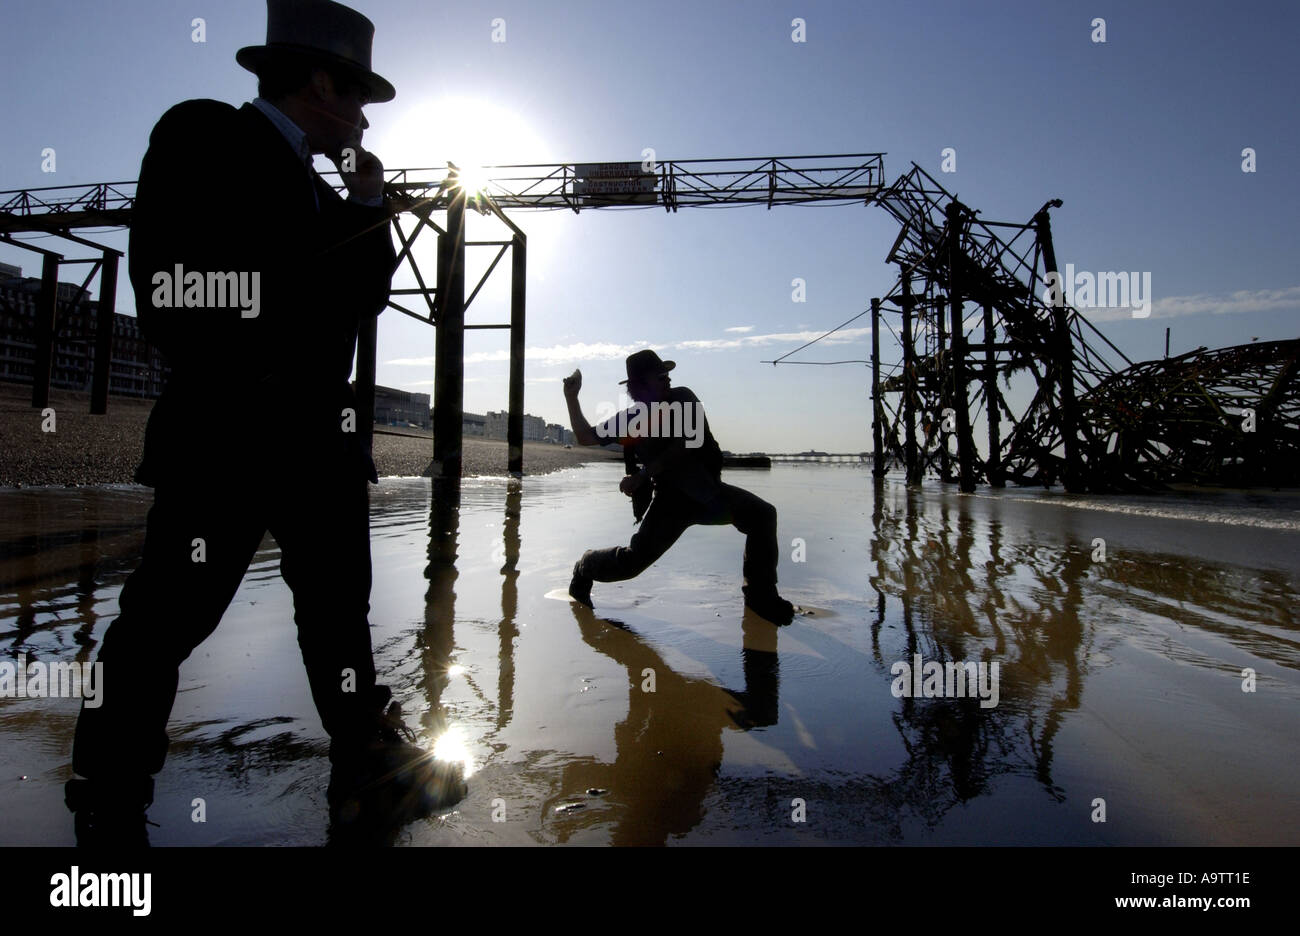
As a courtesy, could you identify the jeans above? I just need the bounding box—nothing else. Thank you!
[578,482,780,592]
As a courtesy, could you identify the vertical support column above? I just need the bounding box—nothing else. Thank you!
[32,253,59,410]
[1036,206,1081,492]
[935,295,950,482]
[982,302,1003,487]
[433,189,467,483]
[901,272,919,485]
[871,297,884,477]
[946,202,975,493]
[91,252,119,415]
[507,233,527,476]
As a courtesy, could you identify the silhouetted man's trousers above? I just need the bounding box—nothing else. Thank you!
[71,452,378,783]
[578,483,780,589]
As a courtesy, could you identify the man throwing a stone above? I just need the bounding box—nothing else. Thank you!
[563,350,795,625]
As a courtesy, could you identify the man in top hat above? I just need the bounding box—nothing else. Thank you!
[65,0,463,844]
[562,350,796,625]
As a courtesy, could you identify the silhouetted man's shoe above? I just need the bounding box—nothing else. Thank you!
[327,691,467,831]
[65,776,154,847]
[743,586,795,625]
[569,560,594,608]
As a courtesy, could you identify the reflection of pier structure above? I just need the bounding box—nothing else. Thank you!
[867,482,1089,816]
[1,154,884,479]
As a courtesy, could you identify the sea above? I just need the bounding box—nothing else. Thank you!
[1,463,1297,845]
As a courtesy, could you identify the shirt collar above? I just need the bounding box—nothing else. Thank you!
[251,97,314,168]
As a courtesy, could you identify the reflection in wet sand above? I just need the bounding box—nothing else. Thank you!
[863,481,1299,842]
[497,484,520,732]
[418,478,462,760]
[1,467,1297,845]
[541,607,785,846]
[869,482,1086,822]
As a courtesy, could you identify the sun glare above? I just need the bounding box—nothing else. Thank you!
[372,92,566,298]
[452,161,492,195]
[375,95,550,189]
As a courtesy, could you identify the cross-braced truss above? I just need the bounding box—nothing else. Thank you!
[868,163,1298,491]
[0,153,886,477]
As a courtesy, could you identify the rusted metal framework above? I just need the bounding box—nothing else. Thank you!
[0,182,136,232]
[1075,340,1300,489]
[865,163,1299,491]
[869,164,1129,492]
[380,154,884,212]
[0,153,885,477]
[0,155,884,225]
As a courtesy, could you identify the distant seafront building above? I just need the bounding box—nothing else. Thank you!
[371,384,431,429]
[1,262,577,444]
[0,262,170,397]
[486,410,547,442]
[467,409,572,444]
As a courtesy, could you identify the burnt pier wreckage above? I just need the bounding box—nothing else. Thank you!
[2,153,1296,490]
[863,163,1299,492]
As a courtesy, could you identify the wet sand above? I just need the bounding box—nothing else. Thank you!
[1,466,1298,845]
[0,382,618,486]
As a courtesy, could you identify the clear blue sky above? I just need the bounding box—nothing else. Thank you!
[3,0,1297,452]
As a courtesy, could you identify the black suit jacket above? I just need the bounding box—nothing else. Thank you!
[129,99,396,486]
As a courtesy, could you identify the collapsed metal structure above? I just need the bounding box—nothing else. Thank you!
[866,163,1299,491]
[1076,339,1300,488]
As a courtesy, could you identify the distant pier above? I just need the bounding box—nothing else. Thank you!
[725,451,876,467]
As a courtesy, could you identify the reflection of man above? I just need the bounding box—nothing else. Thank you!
[66,0,461,845]
[556,606,771,845]
[563,350,795,624]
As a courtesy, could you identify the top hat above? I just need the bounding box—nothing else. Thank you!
[237,0,396,103]
[619,349,676,385]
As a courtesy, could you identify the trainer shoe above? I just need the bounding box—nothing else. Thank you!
[743,586,795,626]
[569,560,594,608]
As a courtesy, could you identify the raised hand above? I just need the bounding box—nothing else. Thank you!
[562,368,582,399]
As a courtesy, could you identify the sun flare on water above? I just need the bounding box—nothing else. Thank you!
[432,724,474,778]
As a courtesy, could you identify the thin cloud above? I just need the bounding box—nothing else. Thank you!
[676,327,871,351]
[724,325,754,333]
[1078,285,1300,323]
[388,341,651,368]
[1152,285,1300,319]
[385,329,872,369]
[404,377,488,385]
